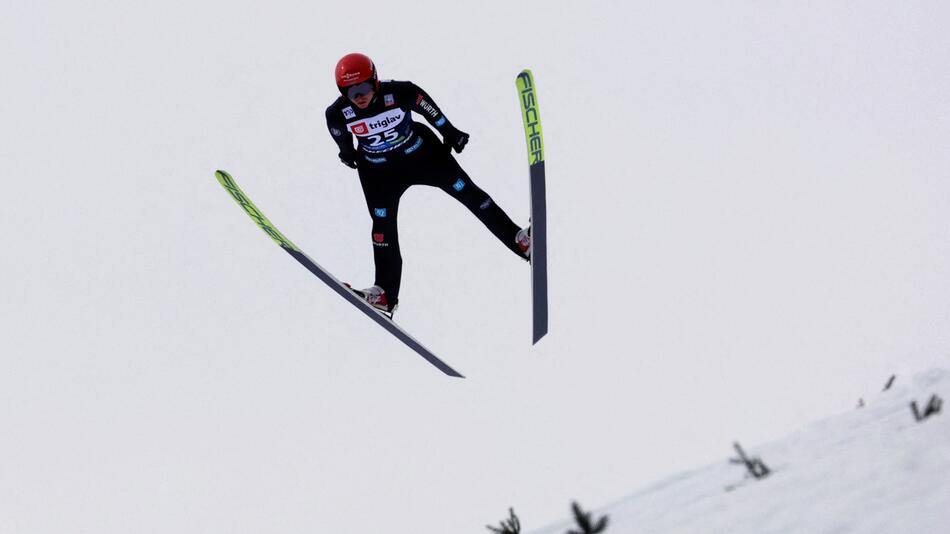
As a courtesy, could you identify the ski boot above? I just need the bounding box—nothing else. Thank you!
[515,226,531,260]
[345,284,398,318]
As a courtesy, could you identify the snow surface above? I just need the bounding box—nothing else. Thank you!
[533,369,950,534]
[2,1,950,533]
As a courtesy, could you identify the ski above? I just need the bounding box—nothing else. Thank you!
[516,69,548,345]
[214,170,464,378]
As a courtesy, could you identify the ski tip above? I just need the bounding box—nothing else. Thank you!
[517,69,533,86]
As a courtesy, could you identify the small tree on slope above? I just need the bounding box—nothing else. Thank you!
[487,507,521,534]
[567,501,608,534]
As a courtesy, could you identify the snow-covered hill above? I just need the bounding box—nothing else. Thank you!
[534,369,950,534]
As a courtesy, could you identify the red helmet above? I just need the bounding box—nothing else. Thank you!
[335,53,378,89]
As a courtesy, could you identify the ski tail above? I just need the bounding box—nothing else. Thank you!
[516,70,548,344]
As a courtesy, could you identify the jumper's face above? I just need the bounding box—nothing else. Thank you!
[347,82,375,109]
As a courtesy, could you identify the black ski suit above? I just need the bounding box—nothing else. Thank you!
[326,80,524,305]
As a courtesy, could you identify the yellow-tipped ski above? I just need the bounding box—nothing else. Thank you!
[214,170,300,252]
[516,69,544,166]
[212,169,462,377]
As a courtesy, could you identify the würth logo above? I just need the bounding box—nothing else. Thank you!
[415,94,439,119]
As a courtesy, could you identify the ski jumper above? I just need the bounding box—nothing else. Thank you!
[325,80,524,305]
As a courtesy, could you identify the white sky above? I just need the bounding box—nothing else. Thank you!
[2,1,949,532]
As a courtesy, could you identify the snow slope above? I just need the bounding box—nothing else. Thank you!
[534,369,950,534]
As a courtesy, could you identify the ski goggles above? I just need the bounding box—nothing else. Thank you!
[345,81,375,100]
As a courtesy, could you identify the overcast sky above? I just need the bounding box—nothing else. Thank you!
[2,1,949,533]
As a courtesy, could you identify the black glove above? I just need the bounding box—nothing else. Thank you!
[442,127,469,154]
[339,151,358,169]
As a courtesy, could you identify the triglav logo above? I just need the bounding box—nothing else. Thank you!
[347,109,405,136]
[368,114,402,129]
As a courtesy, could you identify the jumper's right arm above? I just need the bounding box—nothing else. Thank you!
[326,106,358,168]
